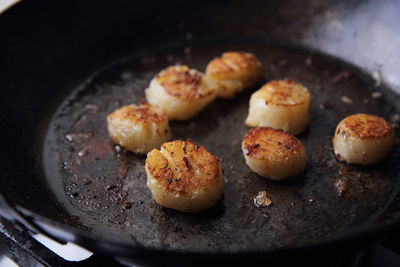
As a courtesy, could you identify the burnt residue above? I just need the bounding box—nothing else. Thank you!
[60,101,132,225]
[320,100,333,110]
[43,43,400,251]
[182,156,192,174]
[254,191,273,207]
[335,177,348,197]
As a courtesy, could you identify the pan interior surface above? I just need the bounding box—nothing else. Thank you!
[43,42,400,251]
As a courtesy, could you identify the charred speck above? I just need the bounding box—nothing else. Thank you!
[106,184,116,190]
[245,144,260,155]
[341,130,347,137]
[163,164,168,169]
[167,178,173,184]
[123,202,132,209]
[183,156,192,173]
[320,100,333,110]
[285,145,291,150]
[83,178,91,185]
[335,178,347,197]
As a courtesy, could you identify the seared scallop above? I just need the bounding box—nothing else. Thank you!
[145,65,217,120]
[205,51,262,99]
[145,139,224,213]
[242,127,307,180]
[245,79,311,135]
[333,113,394,165]
[107,102,171,154]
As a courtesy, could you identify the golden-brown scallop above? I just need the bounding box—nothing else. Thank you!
[145,65,217,120]
[205,51,262,99]
[245,79,311,135]
[145,139,224,213]
[333,114,394,165]
[107,102,171,154]
[242,127,307,180]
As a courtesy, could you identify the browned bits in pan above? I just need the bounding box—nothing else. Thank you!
[254,191,272,207]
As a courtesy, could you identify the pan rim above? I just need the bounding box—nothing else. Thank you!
[2,189,399,258]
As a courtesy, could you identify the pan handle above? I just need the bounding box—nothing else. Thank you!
[0,194,70,245]
[0,194,109,252]
[0,194,40,235]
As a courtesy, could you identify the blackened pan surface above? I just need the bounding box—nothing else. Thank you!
[43,42,400,251]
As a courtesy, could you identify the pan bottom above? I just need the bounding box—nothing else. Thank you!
[43,42,400,251]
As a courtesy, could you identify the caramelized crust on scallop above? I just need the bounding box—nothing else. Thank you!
[205,51,262,99]
[206,51,261,80]
[156,65,212,101]
[107,102,167,124]
[146,65,217,120]
[335,113,394,140]
[242,127,307,180]
[245,79,311,134]
[107,102,170,154]
[146,139,221,196]
[260,79,310,107]
[145,139,224,212]
[333,114,395,165]
[243,127,304,161]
